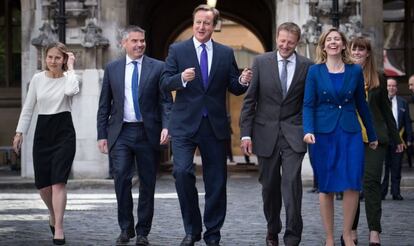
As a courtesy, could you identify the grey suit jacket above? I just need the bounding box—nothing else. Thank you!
[240,51,313,157]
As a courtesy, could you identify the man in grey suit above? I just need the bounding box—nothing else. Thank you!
[97,26,172,246]
[240,22,313,246]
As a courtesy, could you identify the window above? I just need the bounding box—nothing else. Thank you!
[0,0,21,88]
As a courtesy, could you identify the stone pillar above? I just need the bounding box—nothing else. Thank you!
[361,0,383,69]
[274,0,310,55]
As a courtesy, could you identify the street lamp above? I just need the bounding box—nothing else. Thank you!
[56,0,66,43]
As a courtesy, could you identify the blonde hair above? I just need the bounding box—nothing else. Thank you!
[315,28,353,64]
[349,36,380,90]
[44,42,69,71]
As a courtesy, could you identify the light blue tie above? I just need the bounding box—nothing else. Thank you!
[131,61,141,121]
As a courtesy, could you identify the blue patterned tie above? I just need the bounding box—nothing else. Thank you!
[200,43,208,89]
[131,61,141,121]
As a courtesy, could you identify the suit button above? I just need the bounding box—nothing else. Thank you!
[339,105,342,109]
[345,99,348,102]
[323,91,327,94]
[327,99,330,102]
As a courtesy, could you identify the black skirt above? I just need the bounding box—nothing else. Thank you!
[33,111,76,189]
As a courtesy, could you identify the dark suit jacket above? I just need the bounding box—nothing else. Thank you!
[239,51,313,157]
[161,38,247,140]
[366,81,400,145]
[303,63,377,142]
[394,96,413,145]
[97,56,172,151]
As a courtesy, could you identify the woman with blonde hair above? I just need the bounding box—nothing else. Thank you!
[303,28,378,246]
[13,42,79,245]
[349,36,402,246]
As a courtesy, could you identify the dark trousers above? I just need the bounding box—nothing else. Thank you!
[258,134,304,246]
[110,123,159,236]
[381,145,403,196]
[353,144,387,232]
[172,118,227,243]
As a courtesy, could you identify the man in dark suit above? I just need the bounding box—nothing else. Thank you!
[161,4,252,246]
[381,77,412,200]
[97,25,172,246]
[240,22,313,246]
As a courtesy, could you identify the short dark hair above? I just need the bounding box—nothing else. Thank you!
[277,22,301,42]
[192,4,220,26]
[121,25,146,40]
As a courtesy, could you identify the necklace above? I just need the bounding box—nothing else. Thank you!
[327,62,344,73]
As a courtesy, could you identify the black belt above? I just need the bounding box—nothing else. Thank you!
[124,122,144,126]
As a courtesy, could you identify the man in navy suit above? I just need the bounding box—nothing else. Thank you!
[161,4,252,246]
[97,26,172,246]
[381,77,412,200]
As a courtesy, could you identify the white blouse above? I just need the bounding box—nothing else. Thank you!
[16,70,80,134]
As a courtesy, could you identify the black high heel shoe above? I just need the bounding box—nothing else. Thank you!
[368,243,380,246]
[53,237,65,245]
[49,225,55,236]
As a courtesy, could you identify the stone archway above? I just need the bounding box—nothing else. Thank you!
[127,0,275,59]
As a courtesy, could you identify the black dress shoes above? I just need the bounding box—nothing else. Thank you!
[180,234,201,246]
[369,243,381,246]
[136,235,149,246]
[266,233,279,246]
[116,229,136,244]
[392,194,404,200]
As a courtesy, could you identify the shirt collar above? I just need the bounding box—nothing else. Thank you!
[126,55,143,65]
[277,51,296,63]
[193,37,213,50]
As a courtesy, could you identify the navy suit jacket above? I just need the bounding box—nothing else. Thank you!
[97,56,172,151]
[394,96,413,144]
[161,38,247,140]
[303,63,377,142]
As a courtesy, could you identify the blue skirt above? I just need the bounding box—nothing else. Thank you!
[309,125,364,193]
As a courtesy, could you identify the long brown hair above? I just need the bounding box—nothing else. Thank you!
[349,37,380,90]
[44,42,69,71]
[315,28,353,64]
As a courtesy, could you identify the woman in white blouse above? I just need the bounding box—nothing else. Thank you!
[12,42,79,245]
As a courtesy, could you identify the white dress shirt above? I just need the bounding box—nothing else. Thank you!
[124,55,143,122]
[390,96,398,128]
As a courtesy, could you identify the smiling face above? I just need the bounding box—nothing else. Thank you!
[276,30,299,59]
[387,78,398,97]
[350,44,369,66]
[193,9,215,43]
[323,31,346,57]
[122,31,146,60]
[45,47,66,73]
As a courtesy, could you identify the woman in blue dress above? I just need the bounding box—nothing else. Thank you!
[303,28,378,246]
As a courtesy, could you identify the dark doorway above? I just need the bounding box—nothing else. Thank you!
[127,0,275,60]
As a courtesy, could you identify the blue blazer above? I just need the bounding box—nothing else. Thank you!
[303,63,377,142]
[97,56,173,151]
[161,38,247,140]
[395,96,413,144]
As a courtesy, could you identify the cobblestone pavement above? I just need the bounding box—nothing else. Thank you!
[0,173,413,246]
